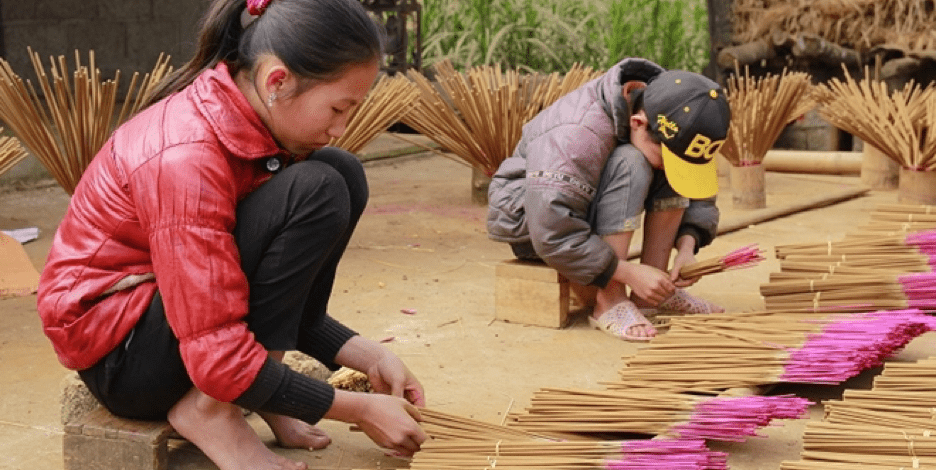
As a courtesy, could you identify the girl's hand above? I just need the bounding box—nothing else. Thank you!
[354,393,427,456]
[366,351,426,407]
[328,390,427,457]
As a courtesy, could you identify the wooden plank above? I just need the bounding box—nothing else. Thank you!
[495,260,570,328]
[64,406,172,470]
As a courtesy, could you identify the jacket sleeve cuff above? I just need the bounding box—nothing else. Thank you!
[589,256,618,288]
[234,357,335,425]
[299,315,358,371]
[677,226,707,254]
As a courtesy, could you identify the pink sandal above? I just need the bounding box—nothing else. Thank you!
[588,300,656,342]
[657,288,724,316]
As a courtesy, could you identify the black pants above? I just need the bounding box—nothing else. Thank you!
[79,148,368,420]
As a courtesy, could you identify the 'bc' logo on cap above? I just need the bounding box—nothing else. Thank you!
[656,115,679,139]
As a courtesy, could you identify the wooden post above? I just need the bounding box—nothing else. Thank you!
[471,167,491,205]
[729,163,767,209]
[861,144,899,190]
[898,168,936,205]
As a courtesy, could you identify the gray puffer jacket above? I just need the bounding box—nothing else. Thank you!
[486,58,719,287]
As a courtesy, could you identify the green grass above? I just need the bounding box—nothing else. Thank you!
[417,0,710,73]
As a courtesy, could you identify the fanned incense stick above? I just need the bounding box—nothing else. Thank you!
[0,131,28,177]
[0,49,171,194]
[679,244,766,279]
[816,68,936,171]
[328,74,418,153]
[401,61,601,176]
[720,68,814,166]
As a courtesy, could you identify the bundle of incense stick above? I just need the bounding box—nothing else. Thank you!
[854,203,936,235]
[824,389,936,429]
[407,438,728,470]
[0,48,171,194]
[870,357,936,392]
[719,67,814,166]
[608,310,935,391]
[760,272,936,312]
[771,253,934,282]
[794,422,936,468]
[678,244,766,279]
[503,386,809,442]
[418,407,563,442]
[815,67,936,171]
[774,230,936,260]
[401,61,601,176]
[781,357,936,470]
[0,131,28,177]
[779,310,936,384]
[609,311,813,393]
[327,74,418,153]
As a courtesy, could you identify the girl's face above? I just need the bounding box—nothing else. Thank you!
[262,59,379,155]
[630,110,663,169]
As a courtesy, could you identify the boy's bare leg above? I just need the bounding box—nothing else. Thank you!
[167,387,308,470]
[632,208,683,309]
[595,231,654,339]
[260,351,332,450]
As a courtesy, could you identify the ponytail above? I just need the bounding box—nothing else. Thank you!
[142,0,245,108]
[140,0,383,109]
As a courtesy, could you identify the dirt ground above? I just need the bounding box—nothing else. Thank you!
[1,136,934,470]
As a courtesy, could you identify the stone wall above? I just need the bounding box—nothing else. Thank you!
[0,0,210,185]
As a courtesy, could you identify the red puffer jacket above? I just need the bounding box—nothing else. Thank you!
[38,62,290,403]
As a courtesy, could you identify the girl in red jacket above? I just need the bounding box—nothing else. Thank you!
[37,0,426,468]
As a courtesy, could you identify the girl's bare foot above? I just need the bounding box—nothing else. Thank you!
[168,387,309,470]
[260,412,332,449]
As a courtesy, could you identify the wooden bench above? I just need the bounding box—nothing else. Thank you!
[64,406,173,470]
[494,259,571,328]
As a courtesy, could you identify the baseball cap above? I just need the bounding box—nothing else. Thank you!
[644,70,730,199]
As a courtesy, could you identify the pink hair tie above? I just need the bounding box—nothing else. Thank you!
[247,0,273,16]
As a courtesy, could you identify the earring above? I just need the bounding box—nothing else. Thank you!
[267,92,277,107]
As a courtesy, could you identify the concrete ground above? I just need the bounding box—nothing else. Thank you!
[1,135,933,470]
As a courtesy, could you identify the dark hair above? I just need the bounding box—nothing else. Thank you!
[624,81,663,144]
[142,0,384,108]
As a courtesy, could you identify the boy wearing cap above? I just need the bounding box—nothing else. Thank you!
[487,58,731,341]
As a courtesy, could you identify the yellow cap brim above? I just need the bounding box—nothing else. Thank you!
[661,143,718,199]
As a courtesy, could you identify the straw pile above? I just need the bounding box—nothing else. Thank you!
[732,0,936,54]
[0,49,171,194]
[0,131,27,177]
[814,68,936,171]
[327,74,418,153]
[401,61,601,176]
[720,68,815,166]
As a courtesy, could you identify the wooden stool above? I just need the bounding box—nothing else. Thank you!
[64,406,173,470]
[494,259,570,328]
